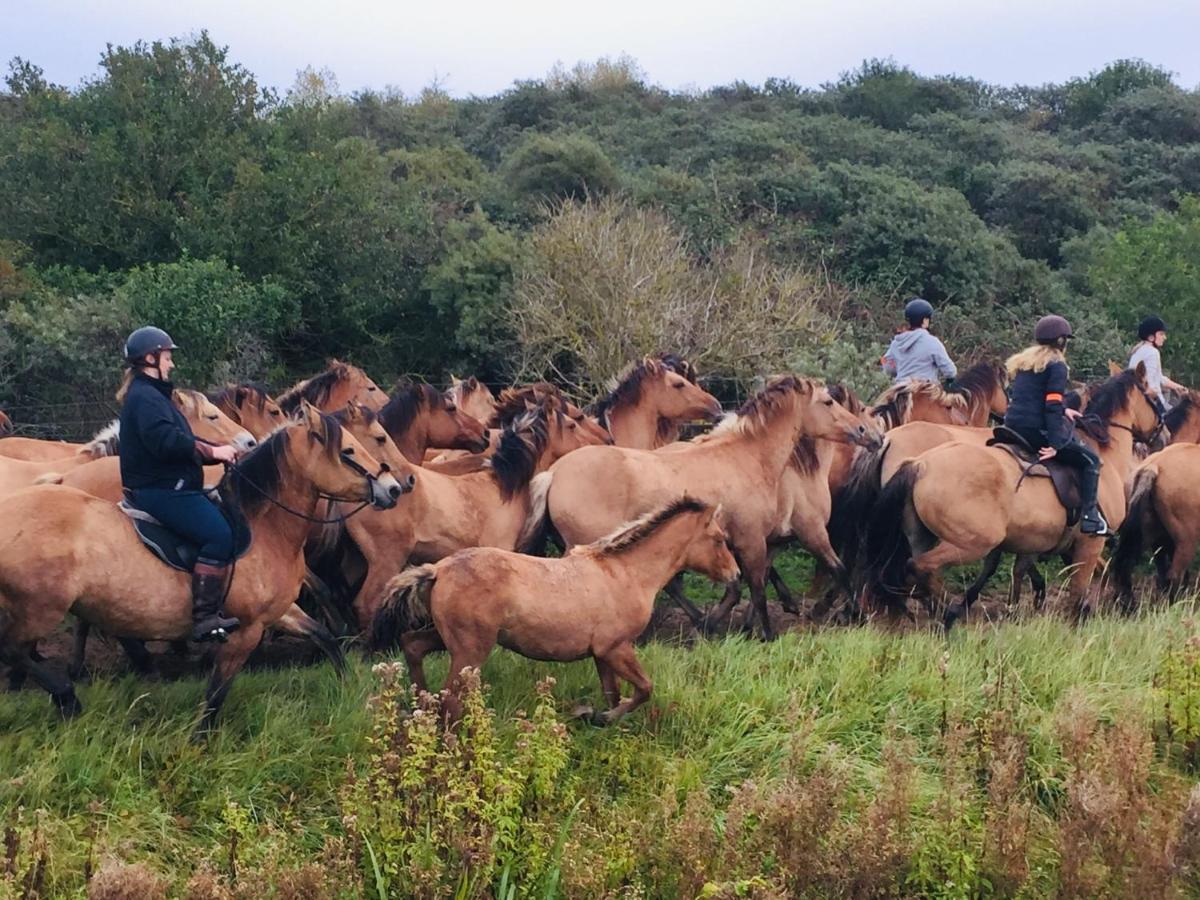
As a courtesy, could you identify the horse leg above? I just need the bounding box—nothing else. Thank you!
[741,544,774,641]
[701,579,742,635]
[1167,538,1198,601]
[905,540,988,631]
[274,605,346,677]
[767,565,801,615]
[68,619,90,680]
[575,655,622,722]
[589,642,652,725]
[72,619,153,678]
[1,642,80,717]
[195,621,264,738]
[662,573,707,627]
[961,548,1003,614]
[399,628,445,693]
[1065,542,1105,622]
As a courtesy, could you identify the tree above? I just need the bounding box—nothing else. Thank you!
[503,133,619,205]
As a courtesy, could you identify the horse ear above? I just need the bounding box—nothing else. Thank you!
[449,374,461,386]
[710,503,725,525]
[235,386,249,407]
[1108,360,1122,376]
[1134,360,1147,382]
[300,400,324,430]
[466,376,479,389]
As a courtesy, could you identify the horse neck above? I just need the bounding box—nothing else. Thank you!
[391,418,429,464]
[745,402,808,475]
[600,517,699,597]
[1092,413,1138,480]
[1173,410,1200,444]
[242,464,321,559]
[605,401,661,449]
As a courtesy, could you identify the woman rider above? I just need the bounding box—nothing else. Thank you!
[880,298,958,385]
[117,327,243,642]
[1003,315,1108,536]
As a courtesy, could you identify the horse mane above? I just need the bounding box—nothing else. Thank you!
[378,380,446,439]
[827,383,866,417]
[871,380,966,429]
[210,383,273,415]
[171,389,210,417]
[729,375,818,437]
[1164,392,1197,434]
[83,419,121,457]
[492,383,565,427]
[951,361,1006,402]
[1076,369,1141,446]
[583,497,710,557]
[488,403,557,500]
[791,437,821,474]
[276,361,357,414]
[222,413,343,517]
[333,403,379,426]
[592,353,699,428]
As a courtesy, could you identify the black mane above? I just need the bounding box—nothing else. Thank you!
[378,380,445,440]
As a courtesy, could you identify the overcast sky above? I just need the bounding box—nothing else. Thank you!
[6,0,1199,98]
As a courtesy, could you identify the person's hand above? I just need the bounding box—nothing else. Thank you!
[1065,408,1082,421]
[210,444,239,464]
[1038,446,1057,461]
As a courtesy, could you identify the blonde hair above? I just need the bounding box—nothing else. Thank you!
[115,369,135,403]
[1006,345,1067,379]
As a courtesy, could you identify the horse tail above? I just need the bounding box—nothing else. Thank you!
[517,471,554,553]
[1113,465,1164,606]
[829,440,888,580]
[863,460,923,615]
[33,473,65,486]
[371,565,438,651]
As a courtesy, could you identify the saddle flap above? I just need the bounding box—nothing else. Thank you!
[988,426,1037,460]
[119,498,252,573]
[985,445,1083,527]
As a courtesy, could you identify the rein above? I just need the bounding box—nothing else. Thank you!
[220,451,382,525]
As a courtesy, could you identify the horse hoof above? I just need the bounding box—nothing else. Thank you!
[571,703,595,720]
[942,610,960,633]
[55,693,82,719]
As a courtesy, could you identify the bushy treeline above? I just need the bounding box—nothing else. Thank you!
[3,35,1200,425]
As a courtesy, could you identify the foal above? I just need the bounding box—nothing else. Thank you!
[372,498,739,724]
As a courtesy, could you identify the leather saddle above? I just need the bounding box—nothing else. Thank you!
[987,426,1082,527]
[119,492,252,572]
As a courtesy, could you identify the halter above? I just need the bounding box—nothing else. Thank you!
[1082,384,1165,447]
[220,450,390,525]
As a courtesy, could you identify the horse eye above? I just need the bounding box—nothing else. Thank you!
[824,399,834,406]
[375,436,386,445]
[270,409,281,417]
[672,381,685,389]
[343,447,355,456]
[207,414,219,420]
[367,386,377,392]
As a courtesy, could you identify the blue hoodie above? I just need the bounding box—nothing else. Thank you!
[881,329,957,384]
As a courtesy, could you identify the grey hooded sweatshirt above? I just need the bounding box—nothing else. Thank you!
[881,328,957,384]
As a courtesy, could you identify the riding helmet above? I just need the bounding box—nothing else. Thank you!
[1138,315,1167,340]
[123,326,180,365]
[904,297,934,325]
[1034,315,1073,345]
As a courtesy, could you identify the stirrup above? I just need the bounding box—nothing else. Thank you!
[1080,510,1110,536]
[191,614,241,643]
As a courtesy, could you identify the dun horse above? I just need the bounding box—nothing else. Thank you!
[592,354,723,448]
[533,376,882,640]
[372,498,739,724]
[209,384,286,440]
[446,376,498,425]
[863,367,1161,627]
[0,404,403,731]
[277,360,388,415]
[870,362,1008,430]
[378,380,490,464]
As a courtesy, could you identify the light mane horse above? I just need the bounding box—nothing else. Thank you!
[347,402,605,628]
[209,384,286,440]
[863,367,1161,627]
[446,376,498,425]
[591,354,723,449]
[371,497,739,724]
[532,376,882,640]
[870,361,1008,431]
[0,405,402,731]
[277,360,388,415]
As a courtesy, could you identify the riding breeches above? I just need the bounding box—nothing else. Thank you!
[126,488,235,565]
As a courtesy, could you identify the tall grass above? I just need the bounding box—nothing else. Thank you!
[3,601,1200,896]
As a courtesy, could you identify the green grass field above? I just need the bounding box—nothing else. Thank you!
[3,562,1200,897]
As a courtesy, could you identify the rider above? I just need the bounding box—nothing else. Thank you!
[1003,315,1108,536]
[117,327,243,642]
[880,298,958,385]
[1128,315,1185,413]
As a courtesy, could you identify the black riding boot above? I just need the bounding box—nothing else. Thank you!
[191,561,240,643]
[1078,463,1109,536]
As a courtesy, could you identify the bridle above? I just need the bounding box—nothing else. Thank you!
[220,448,391,525]
[1084,384,1166,447]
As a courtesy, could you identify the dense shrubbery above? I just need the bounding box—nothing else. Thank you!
[2,36,1199,423]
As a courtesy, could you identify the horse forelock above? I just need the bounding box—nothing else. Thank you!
[172,389,208,416]
[585,497,710,557]
[828,383,866,416]
[493,383,564,427]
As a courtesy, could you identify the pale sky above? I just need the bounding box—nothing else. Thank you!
[5,0,1199,98]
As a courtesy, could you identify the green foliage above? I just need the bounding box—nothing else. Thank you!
[1062,59,1175,128]
[503,133,620,205]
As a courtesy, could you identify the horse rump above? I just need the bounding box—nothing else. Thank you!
[1112,465,1169,608]
[370,565,438,651]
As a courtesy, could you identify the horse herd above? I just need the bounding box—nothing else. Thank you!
[0,355,1197,730]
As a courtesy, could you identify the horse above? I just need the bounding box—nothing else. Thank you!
[377,380,490,464]
[0,390,256,500]
[371,497,739,724]
[1164,393,1200,444]
[446,375,498,425]
[0,403,403,731]
[531,376,882,640]
[592,354,723,449]
[870,362,1008,430]
[862,366,1161,628]
[0,411,12,436]
[347,401,606,629]
[276,360,388,415]
[1113,443,1200,607]
[209,384,286,440]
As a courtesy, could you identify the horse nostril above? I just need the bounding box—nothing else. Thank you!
[388,484,401,499]
[405,474,416,488]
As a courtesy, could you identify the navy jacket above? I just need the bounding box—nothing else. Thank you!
[119,373,205,491]
[1003,359,1073,449]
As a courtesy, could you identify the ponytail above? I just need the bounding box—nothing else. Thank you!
[115,369,135,403]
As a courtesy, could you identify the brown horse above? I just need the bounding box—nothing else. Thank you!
[0,404,403,730]
[377,381,490,464]
[870,362,1008,430]
[534,376,882,639]
[1113,443,1200,606]
[372,497,739,723]
[347,402,605,628]
[446,376,498,425]
[0,391,256,499]
[0,435,84,461]
[277,360,388,415]
[863,367,1161,627]
[1165,393,1200,444]
[592,354,723,449]
[210,384,286,440]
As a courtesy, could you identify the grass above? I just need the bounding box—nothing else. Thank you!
[3,561,1200,895]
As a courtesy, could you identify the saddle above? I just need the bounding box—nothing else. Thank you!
[987,426,1082,527]
[119,493,252,572]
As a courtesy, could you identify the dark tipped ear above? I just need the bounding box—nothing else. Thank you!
[1134,360,1147,383]
[235,386,250,408]
[466,376,479,389]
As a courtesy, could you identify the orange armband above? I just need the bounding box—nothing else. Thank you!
[1045,392,1064,402]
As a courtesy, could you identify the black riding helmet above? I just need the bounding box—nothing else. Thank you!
[1034,315,1073,345]
[123,326,179,367]
[904,297,934,327]
[1138,315,1167,340]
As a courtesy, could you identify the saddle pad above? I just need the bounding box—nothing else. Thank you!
[119,500,252,573]
[987,443,1082,528]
